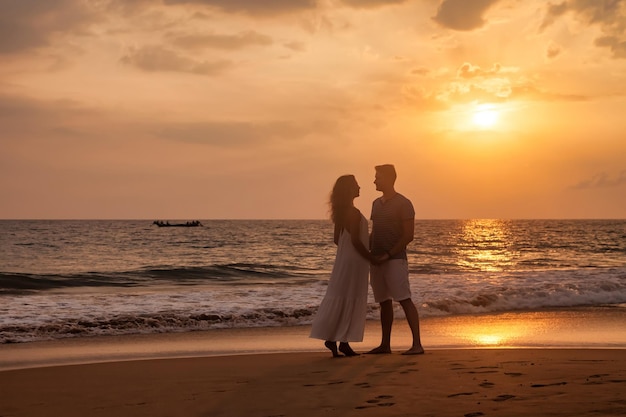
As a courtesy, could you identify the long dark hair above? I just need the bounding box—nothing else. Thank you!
[330,175,356,229]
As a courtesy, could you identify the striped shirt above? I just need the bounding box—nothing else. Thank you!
[370,193,415,259]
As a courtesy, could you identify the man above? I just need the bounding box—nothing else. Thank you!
[368,164,424,355]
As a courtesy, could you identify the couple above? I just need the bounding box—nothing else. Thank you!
[310,164,424,357]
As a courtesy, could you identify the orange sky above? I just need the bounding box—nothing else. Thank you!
[1,0,625,219]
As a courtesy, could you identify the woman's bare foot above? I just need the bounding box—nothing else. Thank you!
[339,342,359,357]
[324,341,341,357]
[365,345,392,354]
[402,345,425,355]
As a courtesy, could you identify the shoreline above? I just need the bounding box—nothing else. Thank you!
[2,308,625,371]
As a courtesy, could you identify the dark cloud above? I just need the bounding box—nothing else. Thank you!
[540,0,626,58]
[595,35,626,59]
[0,0,317,55]
[539,2,569,31]
[541,0,624,28]
[168,31,273,50]
[433,0,502,31]
[337,0,408,8]
[0,0,97,54]
[546,41,563,59]
[570,0,623,24]
[162,0,318,16]
[120,45,232,75]
[571,170,626,189]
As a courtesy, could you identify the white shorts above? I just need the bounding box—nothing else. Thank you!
[370,259,412,303]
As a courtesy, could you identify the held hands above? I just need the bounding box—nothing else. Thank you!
[370,252,392,266]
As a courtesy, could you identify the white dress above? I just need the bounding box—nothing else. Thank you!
[310,214,369,342]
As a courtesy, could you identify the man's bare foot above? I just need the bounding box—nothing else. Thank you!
[324,341,342,357]
[365,346,392,354]
[402,345,425,355]
[339,343,360,357]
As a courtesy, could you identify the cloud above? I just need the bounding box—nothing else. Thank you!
[162,0,318,16]
[410,67,430,76]
[546,41,563,59]
[0,0,97,54]
[120,45,232,75]
[283,41,307,52]
[540,0,626,58]
[433,0,502,31]
[567,0,623,25]
[539,2,569,31]
[402,86,450,111]
[337,0,408,8]
[595,35,626,59]
[456,62,513,79]
[571,170,626,189]
[452,62,524,99]
[155,120,323,146]
[403,61,589,110]
[167,30,273,50]
[0,93,90,127]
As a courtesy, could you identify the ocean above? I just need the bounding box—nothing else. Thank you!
[1,219,625,344]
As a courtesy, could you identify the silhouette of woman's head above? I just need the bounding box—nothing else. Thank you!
[330,175,359,227]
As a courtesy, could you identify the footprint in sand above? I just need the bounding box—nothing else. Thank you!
[400,368,419,374]
[531,382,567,388]
[448,392,477,398]
[303,379,344,387]
[356,395,395,409]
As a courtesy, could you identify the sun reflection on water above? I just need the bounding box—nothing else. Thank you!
[438,314,533,347]
[474,333,506,346]
[464,324,519,347]
[455,219,515,272]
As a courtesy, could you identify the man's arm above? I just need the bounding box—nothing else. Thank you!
[388,218,414,257]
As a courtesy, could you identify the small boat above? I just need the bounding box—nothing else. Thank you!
[153,220,203,227]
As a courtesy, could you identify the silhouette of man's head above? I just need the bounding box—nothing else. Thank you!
[374,164,397,191]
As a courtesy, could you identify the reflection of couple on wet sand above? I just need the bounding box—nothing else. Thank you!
[310,164,424,357]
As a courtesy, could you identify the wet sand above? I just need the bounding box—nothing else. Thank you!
[2,308,625,371]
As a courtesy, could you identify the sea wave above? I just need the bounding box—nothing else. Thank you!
[2,267,625,344]
[0,264,324,294]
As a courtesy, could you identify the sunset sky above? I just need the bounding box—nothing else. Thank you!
[1,0,625,219]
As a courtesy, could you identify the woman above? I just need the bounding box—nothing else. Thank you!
[310,175,372,357]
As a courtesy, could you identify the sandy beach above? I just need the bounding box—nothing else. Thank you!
[0,348,625,417]
[1,310,625,416]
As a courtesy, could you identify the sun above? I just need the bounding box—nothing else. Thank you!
[472,104,499,129]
